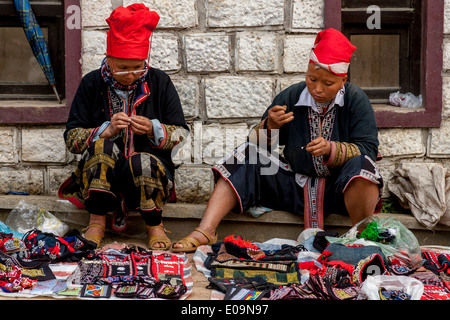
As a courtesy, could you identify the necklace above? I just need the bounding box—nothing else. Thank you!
[315,99,333,115]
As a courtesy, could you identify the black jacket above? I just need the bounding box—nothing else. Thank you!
[263,81,379,177]
[65,67,189,176]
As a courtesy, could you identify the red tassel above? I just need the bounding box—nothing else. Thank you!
[50,243,60,255]
[224,235,259,250]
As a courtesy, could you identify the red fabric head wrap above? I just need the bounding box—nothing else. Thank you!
[106,3,160,60]
[309,28,356,76]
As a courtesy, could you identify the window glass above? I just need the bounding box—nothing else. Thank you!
[0,27,49,83]
[349,34,400,89]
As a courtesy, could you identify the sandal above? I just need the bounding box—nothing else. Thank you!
[82,223,105,248]
[147,225,172,251]
[171,227,218,253]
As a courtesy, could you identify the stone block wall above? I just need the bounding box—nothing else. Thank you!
[1,0,450,205]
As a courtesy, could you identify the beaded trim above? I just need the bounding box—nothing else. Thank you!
[308,106,337,177]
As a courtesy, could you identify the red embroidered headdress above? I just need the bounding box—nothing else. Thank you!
[106,3,160,60]
[309,28,356,76]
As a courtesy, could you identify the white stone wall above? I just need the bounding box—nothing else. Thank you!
[1,0,450,204]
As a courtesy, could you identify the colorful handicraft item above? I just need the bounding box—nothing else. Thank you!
[0,264,36,293]
[224,235,266,260]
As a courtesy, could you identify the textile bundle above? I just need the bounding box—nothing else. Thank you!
[388,162,450,229]
[194,216,450,301]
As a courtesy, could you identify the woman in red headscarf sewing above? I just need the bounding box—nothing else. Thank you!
[59,4,189,250]
[172,28,383,253]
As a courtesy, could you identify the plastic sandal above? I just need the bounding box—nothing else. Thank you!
[171,227,218,253]
[82,223,105,248]
[147,225,172,251]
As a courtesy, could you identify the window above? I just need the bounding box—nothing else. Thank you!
[0,0,65,101]
[0,0,81,124]
[342,0,421,104]
[324,0,443,128]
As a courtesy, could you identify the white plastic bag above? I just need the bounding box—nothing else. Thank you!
[361,275,424,300]
[389,91,422,108]
[5,199,69,237]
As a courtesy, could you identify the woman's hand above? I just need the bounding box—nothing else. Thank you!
[305,137,331,157]
[130,115,154,136]
[266,105,294,131]
[101,112,131,138]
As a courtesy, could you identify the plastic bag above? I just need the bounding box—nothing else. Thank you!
[5,200,69,237]
[327,216,423,269]
[389,91,422,108]
[361,275,424,300]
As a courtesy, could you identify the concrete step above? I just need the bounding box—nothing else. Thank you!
[0,195,449,246]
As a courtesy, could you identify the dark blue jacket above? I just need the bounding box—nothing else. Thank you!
[262,81,379,177]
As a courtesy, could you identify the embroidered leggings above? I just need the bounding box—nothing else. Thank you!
[80,138,172,226]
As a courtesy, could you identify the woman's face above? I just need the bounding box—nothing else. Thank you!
[107,56,146,86]
[305,63,347,103]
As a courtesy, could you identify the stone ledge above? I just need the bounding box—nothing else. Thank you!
[1,195,449,245]
[1,195,450,232]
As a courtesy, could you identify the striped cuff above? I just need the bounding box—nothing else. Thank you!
[325,141,361,168]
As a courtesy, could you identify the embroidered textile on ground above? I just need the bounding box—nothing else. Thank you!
[0,231,193,300]
[193,217,450,301]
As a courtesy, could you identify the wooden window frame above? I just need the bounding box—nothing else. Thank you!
[325,0,443,128]
[0,0,81,124]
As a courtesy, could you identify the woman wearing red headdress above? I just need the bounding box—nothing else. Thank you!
[58,4,189,250]
[173,28,383,253]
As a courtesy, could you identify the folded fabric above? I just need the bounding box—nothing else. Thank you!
[209,257,293,273]
[269,283,317,300]
[325,243,388,266]
[410,270,450,300]
[212,265,301,286]
[22,229,75,262]
[422,250,450,274]
[438,254,450,274]
[309,274,360,300]
[207,276,268,293]
[388,162,450,229]
[313,231,339,252]
[208,243,295,273]
[0,235,29,260]
[260,244,306,262]
[273,266,361,301]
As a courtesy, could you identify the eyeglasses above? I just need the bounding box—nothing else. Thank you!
[112,66,147,76]
[109,56,148,75]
